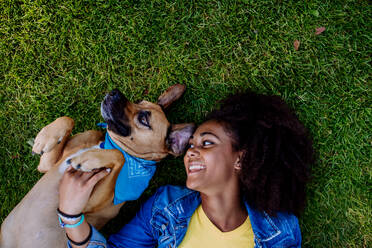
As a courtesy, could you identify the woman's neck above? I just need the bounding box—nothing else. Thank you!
[200,190,247,232]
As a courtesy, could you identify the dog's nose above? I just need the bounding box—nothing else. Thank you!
[109,89,120,97]
[108,89,127,102]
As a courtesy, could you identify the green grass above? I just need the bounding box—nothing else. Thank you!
[0,0,371,247]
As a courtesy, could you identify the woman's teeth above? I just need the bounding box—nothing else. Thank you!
[189,165,206,171]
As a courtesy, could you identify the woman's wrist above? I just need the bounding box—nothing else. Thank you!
[64,220,91,248]
[66,222,92,247]
[58,205,83,216]
[57,208,91,247]
[59,214,85,228]
[57,208,83,223]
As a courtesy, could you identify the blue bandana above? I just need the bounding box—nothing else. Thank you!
[98,123,158,205]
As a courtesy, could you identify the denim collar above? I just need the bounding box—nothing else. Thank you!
[164,187,281,243]
[244,201,281,244]
[98,123,158,205]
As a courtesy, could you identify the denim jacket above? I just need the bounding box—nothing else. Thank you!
[76,185,302,248]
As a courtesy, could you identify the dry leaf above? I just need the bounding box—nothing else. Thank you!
[294,40,300,51]
[315,27,326,35]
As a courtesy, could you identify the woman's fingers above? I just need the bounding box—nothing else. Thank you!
[65,166,110,186]
[87,168,111,187]
[58,167,110,215]
[66,165,75,173]
[79,170,95,181]
[66,166,83,178]
[66,166,88,180]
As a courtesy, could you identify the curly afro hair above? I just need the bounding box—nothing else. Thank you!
[205,92,314,216]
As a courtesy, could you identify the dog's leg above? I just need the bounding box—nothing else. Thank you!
[61,130,104,156]
[66,149,125,215]
[66,148,124,173]
[32,117,74,173]
[55,130,105,174]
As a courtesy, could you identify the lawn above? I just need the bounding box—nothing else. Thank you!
[0,0,370,247]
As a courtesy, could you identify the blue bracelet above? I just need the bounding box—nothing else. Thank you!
[59,214,85,228]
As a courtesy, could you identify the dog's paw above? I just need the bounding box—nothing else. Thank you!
[66,149,123,172]
[32,117,74,155]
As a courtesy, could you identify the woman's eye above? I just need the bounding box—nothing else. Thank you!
[188,143,195,149]
[202,141,213,146]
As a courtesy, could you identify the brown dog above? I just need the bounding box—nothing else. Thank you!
[0,84,194,248]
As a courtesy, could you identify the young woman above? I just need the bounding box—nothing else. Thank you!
[58,92,314,248]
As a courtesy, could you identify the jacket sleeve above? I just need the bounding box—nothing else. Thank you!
[264,212,302,248]
[67,194,158,248]
[107,193,158,248]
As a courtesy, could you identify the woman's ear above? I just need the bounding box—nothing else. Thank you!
[233,151,244,170]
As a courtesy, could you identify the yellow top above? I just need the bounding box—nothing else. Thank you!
[178,205,254,248]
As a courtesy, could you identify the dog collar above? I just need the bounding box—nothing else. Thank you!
[98,123,158,205]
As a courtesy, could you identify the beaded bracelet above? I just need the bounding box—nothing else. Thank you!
[58,214,85,228]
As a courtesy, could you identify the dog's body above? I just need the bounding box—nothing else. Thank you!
[0,85,193,248]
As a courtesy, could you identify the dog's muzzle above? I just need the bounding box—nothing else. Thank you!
[101,89,131,137]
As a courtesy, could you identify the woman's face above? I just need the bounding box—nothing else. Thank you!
[183,120,242,195]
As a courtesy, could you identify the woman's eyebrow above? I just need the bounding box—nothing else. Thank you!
[200,132,220,140]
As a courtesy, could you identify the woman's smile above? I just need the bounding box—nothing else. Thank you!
[183,120,242,194]
[187,161,206,174]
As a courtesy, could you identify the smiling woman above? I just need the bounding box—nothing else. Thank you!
[184,121,243,197]
[58,91,314,248]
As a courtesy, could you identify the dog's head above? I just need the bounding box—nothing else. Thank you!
[101,84,194,161]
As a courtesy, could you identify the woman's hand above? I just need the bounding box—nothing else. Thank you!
[59,166,111,215]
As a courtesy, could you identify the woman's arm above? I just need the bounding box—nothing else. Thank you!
[59,166,110,248]
[59,166,158,248]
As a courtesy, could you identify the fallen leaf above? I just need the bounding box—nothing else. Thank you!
[315,27,326,35]
[294,40,300,51]
[312,10,319,17]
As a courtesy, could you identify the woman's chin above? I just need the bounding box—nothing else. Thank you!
[186,179,201,191]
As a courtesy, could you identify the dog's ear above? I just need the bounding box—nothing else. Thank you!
[157,84,186,109]
[167,123,195,156]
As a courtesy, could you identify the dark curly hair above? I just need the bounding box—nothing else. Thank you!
[205,92,314,216]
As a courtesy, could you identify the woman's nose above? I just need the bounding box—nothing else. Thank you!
[186,146,199,157]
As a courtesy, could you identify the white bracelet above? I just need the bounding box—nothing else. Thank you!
[57,208,83,222]
[57,213,82,222]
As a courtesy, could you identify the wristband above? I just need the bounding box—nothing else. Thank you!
[66,224,93,246]
[57,208,82,219]
[58,213,82,222]
[59,214,84,228]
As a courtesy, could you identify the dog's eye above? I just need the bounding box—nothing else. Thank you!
[138,111,151,128]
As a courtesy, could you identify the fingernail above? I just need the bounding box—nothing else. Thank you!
[106,168,111,173]
[76,164,81,169]
[40,150,44,155]
[57,140,61,144]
